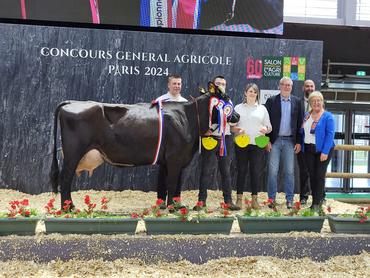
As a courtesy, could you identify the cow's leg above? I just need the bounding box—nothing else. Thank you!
[59,148,87,210]
[165,163,182,207]
[157,164,167,201]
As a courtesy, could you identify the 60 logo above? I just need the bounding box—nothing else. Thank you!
[246,58,262,79]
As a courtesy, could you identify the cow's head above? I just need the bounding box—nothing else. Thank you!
[200,81,240,126]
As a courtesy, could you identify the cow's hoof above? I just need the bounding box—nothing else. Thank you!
[226,202,241,211]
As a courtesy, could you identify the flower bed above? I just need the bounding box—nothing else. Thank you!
[237,199,326,234]
[43,195,139,235]
[328,206,370,234]
[143,198,234,235]
[0,199,39,236]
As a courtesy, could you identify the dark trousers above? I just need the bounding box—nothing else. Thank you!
[297,151,310,200]
[198,136,233,203]
[304,144,333,205]
[235,144,265,195]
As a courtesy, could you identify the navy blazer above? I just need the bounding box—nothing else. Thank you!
[264,93,303,145]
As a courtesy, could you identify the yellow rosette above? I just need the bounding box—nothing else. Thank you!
[234,134,250,148]
[202,137,218,150]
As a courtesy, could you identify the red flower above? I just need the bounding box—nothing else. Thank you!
[179,207,188,215]
[223,210,230,216]
[24,210,31,217]
[294,201,301,210]
[131,212,139,219]
[20,199,29,206]
[84,195,91,205]
[327,206,332,213]
[173,197,181,203]
[196,201,204,207]
[55,210,62,215]
[156,199,164,206]
[167,205,174,211]
[156,210,162,217]
[267,198,274,204]
[220,202,230,209]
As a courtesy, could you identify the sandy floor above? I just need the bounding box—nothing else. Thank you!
[0,252,368,278]
[0,189,368,277]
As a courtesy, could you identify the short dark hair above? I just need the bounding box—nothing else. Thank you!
[168,74,182,82]
[212,75,226,82]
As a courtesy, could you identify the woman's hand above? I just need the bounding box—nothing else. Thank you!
[320,153,328,161]
[259,126,268,134]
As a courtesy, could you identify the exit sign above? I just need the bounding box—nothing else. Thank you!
[356,71,366,76]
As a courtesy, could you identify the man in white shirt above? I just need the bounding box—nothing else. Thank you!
[156,75,187,206]
[156,75,188,103]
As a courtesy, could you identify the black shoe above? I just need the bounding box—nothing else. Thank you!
[286,201,293,209]
[268,200,276,209]
[310,204,321,212]
[300,198,308,205]
[226,202,241,211]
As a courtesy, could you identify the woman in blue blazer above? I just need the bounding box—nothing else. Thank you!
[300,91,335,211]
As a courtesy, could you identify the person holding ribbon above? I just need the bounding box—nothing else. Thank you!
[194,75,240,211]
[155,74,187,207]
[300,91,335,211]
[232,83,272,209]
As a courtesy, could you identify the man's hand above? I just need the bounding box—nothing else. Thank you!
[231,126,244,134]
[294,144,301,154]
[265,142,272,152]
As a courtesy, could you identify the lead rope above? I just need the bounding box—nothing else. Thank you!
[192,96,202,154]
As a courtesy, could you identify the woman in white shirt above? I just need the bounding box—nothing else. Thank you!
[233,83,272,209]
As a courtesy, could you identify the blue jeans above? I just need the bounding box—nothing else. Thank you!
[267,137,295,202]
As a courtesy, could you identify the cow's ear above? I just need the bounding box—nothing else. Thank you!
[208,82,216,94]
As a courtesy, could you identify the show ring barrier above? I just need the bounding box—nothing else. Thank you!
[326,144,370,179]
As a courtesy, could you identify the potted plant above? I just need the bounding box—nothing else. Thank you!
[237,198,326,234]
[43,195,139,235]
[0,199,39,236]
[327,206,370,234]
[143,198,234,235]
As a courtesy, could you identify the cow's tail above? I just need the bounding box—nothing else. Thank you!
[50,101,71,194]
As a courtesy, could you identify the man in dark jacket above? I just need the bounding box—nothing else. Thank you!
[264,77,303,209]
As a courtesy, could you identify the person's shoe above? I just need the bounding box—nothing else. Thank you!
[226,202,241,211]
[236,194,243,209]
[193,201,206,211]
[286,201,293,209]
[300,198,308,205]
[251,195,260,210]
[310,204,321,212]
[159,203,167,210]
[268,200,276,209]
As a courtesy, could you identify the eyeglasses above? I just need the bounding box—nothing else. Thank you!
[280,83,292,87]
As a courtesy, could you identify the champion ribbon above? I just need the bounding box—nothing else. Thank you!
[20,0,26,19]
[152,100,164,165]
[208,97,231,156]
[89,0,100,24]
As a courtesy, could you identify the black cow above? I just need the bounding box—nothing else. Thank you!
[50,86,239,208]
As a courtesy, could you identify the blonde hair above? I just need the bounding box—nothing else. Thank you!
[243,83,260,103]
[308,91,324,111]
